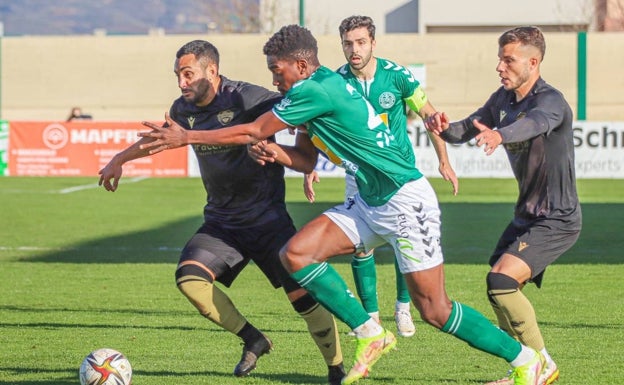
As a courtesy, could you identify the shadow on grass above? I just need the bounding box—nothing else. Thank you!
[0,368,332,385]
[15,202,624,265]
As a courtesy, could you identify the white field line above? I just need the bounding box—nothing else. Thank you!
[0,245,182,252]
[58,176,148,194]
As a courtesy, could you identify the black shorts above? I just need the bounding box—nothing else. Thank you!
[178,213,299,291]
[489,218,580,287]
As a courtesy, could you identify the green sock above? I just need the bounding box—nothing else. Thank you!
[351,253,379,313]
[394,258,410,304]
[292,262,370,329]
[442,301,522,362]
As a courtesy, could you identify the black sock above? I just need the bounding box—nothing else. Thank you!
[236,322,264,348]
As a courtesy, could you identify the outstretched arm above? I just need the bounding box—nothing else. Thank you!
[139,110,287,153]
[247,129,318,174]
[98,135,158,192]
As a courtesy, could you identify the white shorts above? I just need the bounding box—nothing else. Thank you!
[324,177,444,274]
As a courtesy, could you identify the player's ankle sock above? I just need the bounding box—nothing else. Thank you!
[368,311,380,324]
[351,253,379,313]
[394,259,411,303]
[353,317,384,338]
[395,300,410,312]
[442,301,522,362]
[236,322,265,348]
[292,262,370,329]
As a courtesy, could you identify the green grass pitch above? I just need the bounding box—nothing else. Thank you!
[0,176,622,384]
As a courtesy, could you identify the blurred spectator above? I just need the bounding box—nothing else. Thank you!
[66,106,92,122]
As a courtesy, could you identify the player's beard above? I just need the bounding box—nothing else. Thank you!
[349,51,373,71]
[183,78,212,105]
[503,66,531,92]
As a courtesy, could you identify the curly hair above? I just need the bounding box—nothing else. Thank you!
[176,40,220,69]
[499,26,545,61]
[263,24,319,65]
[339,15,376,40]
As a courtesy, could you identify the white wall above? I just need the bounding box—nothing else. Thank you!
[421,0,592,28]
[260,0,595,34]
[260,0,414,34]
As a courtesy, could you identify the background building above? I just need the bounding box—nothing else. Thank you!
[1,0,623,36]
[262,0,624,34]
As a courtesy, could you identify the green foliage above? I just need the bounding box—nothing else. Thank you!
[0,177,622,384]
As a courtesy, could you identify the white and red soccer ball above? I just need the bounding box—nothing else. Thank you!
[79,348,132,385]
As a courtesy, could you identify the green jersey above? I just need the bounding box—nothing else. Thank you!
[272,66,421,206]
[337,58,427,169]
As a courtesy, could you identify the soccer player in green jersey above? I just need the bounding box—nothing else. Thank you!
[298,15,459,339]
[138,25,546,385]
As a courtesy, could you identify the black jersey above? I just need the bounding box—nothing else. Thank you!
[169,76,286,227]
[442,78,581,227]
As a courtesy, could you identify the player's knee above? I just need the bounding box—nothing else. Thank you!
[290,293,318,313]
[175,266,215,318]
[415,298,452,329]
[279,245,297,272]
[175,263,214,291]
[486,272,519,303]
[486,272,519,291]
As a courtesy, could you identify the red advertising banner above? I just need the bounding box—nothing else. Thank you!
[8,121,187,177]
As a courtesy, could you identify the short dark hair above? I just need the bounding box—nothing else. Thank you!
[176,40,220,69]
[339,15,376,40]
[499,26,546,61]
[263,24,319,65]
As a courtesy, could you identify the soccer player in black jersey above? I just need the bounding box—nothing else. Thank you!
[98,40,345,384]
[425,26,582,385]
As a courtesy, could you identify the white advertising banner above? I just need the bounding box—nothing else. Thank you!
[187,121,624,179]
[277,121,624,179]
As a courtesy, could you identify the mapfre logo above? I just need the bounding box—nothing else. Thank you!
[42,124,69,150]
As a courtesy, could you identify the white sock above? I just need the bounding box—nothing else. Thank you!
[395,300,410,312]
[368,311,380,324]
[353,318,384,338]
[510,345,537,367]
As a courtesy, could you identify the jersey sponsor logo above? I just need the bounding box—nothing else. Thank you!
[499,110,507,122]
[504,140,530,154]
[396,238,421,263]
[192,143,231,155]
[217,110,234,125]
[378,91,396,109]
[187,116,195,129]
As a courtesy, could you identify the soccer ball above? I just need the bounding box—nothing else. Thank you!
[79,348,132,385]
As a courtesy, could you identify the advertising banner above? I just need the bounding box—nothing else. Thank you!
[276,121,624,179]
[8,121,187,177]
